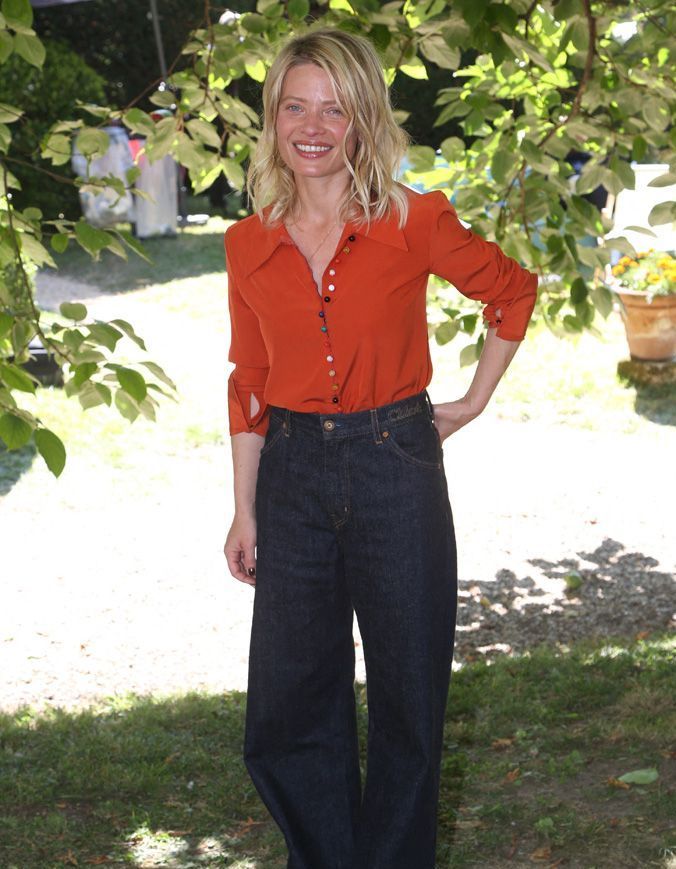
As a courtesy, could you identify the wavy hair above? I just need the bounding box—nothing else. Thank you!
[246,26,410,230]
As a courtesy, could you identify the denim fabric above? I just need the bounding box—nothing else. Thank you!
[245,389,458,869]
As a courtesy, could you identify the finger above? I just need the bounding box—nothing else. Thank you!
[225,546,256,586]
[242,542,257,584]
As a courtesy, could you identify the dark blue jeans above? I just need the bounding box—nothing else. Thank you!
[245,389,458,869]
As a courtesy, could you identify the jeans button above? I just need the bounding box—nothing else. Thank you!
[323,420,335,431]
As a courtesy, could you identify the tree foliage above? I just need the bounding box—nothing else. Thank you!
[1,0,674,473]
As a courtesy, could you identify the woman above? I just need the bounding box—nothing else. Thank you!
[224,26,537,869]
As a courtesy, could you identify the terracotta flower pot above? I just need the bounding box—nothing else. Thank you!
[616,290,676,362]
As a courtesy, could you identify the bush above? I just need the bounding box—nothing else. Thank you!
[0,39,105,218]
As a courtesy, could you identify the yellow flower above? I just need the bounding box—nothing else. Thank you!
[612,265,625,276]
[646,273,661,284]
[619,256,631,265]
[636,251,648,258]
[657,257,672,269]
[628,260,639,268]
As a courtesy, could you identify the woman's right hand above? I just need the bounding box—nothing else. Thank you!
[224,512,258,587]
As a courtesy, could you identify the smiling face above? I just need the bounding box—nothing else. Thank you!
[275,62,358,184]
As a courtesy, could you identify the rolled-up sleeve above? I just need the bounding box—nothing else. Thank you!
[225,235,270,436]
[428,190,538,341]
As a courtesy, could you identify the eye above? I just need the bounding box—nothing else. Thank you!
[327,107,343,116]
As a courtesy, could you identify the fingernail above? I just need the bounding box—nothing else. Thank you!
[247,567,256,576]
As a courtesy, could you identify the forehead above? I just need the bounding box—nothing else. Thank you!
[280,62,340,98]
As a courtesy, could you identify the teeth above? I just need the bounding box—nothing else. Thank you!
[295,144,331,153]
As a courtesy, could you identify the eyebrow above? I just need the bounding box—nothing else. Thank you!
[281,95,340,104]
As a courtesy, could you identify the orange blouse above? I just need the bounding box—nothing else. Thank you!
[225,184,538,437]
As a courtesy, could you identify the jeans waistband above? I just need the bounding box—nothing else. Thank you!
[268,389,434,440]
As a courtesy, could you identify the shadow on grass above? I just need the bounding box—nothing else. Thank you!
[0,443,37,497]
[0,636,674,868]
[46,224,232,300]
[454,538,675,668]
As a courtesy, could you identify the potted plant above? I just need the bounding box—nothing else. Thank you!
[609,250,676,362]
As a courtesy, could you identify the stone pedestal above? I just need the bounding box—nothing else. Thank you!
[617,358,676,386]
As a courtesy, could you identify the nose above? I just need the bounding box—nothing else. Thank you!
[299,106,326,134]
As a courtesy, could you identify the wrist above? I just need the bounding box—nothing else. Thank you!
[461,392,488,417]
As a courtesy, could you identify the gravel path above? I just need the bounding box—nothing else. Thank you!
[1,273,673,713]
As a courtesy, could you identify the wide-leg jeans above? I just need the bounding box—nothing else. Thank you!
[244,389,458,869]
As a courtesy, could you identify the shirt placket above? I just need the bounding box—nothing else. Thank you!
[317,232,356,413]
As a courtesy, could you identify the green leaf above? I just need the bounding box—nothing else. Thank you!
[570,277,588,304]
[0,411,32,449]
[186,118,221,149]
[0,311,12,339]
[116,367,147,402]
[439,136,464,164]
[59,301,87,321]
[434,320,459,345]
[145,115,178,163]
[244,59,266,82]
[75,127,109,159]
[642,98,669,132]
[123,107,156,136]
[590,286,613,318]
[618,768,659,785]
[71,361,97,387]
[0,102,22,123]
[87,322,123,352]
[13,32,45,68]
[459,342,479,367]
[222,157,245,190]
[419,35,460,70]
[0,31,13,64]
[407,145,437,173]
[501,32,554,72]
[51,233,69,254]
[114,388,140,422]
[564,570,583,591]
[141,360,176,390]
[647,171,676,188]
[287,0,309,20]
[400,57,428,80]
[648,200,676,227]
[117,229,152,263]
[2,0,32,28]
[34,428,66,477]
[0,362,36,392]
[110,318,147,351]
[77,380,108,410]
[74,220,113,257]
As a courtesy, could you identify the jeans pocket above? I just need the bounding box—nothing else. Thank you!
[383,415,441,469]
[259,414,286,456]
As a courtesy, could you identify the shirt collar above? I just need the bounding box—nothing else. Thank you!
[241,204,409,277]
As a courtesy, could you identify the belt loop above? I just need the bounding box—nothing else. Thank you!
[370,408,382,444]
[424,390,435,420]
[284,407,291,436]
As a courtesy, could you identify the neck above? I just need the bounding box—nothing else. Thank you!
[292,173,350,227]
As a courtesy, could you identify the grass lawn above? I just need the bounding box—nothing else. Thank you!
[2,220,674,866]
[0,633,673,868]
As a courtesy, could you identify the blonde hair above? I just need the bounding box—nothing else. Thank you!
[245,26,410,230]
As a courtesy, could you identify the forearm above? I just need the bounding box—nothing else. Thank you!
[464,327,521,413]
[231,431,265,517]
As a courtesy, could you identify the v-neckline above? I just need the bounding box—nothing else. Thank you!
[284,221,348,295]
